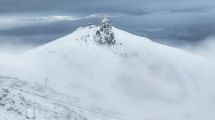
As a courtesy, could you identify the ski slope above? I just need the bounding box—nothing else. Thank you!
[0,25,215,120]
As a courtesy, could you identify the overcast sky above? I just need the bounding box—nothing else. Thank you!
[0,0,215,47]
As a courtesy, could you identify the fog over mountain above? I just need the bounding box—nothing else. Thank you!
[0,1,215,120]
[0,22,214,120]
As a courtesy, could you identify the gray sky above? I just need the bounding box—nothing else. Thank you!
[0,0,215,47]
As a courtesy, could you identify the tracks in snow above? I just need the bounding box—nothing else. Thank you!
[0,76,124,120]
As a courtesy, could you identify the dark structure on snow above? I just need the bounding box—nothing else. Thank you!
[95,18,115,45]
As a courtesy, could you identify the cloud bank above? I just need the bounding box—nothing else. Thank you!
[0,0,214,47]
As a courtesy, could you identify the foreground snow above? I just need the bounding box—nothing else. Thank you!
[0,26,215,120]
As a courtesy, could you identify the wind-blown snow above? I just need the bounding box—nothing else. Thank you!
[0,26,215,120]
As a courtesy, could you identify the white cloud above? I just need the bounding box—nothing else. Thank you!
[0,15,80,23]
[0,15,82,29]
[0,14,125,30]
[85,13,125,19]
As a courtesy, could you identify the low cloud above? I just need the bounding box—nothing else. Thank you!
[182,37,215,59]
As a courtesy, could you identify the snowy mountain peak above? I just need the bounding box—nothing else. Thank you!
[1,18,215,120]
[74,18,116,45]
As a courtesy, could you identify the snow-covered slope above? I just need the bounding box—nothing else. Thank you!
[0,25,215,120]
